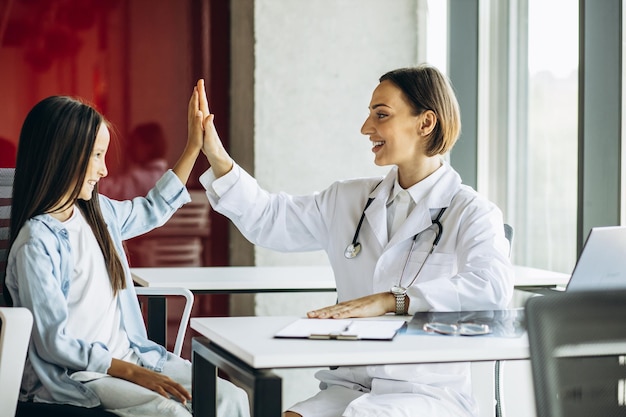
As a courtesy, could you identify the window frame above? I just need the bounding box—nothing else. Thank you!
[448,0,624,267]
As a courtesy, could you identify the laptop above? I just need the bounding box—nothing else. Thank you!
[565,226,626,292]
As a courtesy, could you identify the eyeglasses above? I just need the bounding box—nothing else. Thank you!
[423,321,491,336]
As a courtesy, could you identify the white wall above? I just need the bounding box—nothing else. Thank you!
[229,0,427,409]
[252,0,426,271]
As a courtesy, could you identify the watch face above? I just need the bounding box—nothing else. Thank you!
[391,285,406,295]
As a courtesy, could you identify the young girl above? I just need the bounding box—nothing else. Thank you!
[4,80,250,417]
[197,65,513,417]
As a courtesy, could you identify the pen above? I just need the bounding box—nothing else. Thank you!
[309,321,358,340]
[342,321,354,333]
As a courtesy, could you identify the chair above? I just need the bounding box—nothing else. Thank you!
[0,167,193,414]
[504,223,514,256]
[0,307,32,417]
[0,169,11,306]
[135,286,193,356]
[526,290,626,417]
[460,225,515,417]
[482,223,516,417]
[496,359,536,417]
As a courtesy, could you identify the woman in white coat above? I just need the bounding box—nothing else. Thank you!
[198,64,514,417]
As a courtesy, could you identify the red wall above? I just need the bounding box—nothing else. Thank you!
[0,0,232,357]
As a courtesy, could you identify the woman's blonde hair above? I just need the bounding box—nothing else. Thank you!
[380,64,461,156]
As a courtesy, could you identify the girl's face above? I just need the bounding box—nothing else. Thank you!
[360,80,425,169]
[79,123,110,201]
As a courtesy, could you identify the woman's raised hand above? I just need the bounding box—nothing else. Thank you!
[195,79,233,178]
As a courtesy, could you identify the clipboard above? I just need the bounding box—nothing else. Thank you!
[274,318,407,341]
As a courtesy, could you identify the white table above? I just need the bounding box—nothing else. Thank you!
[132,266,337,345]
[512,265,570,287]
[132,264,570,290]
[190,315,530,417]
[131,265,568,346]
[131,265,337,292]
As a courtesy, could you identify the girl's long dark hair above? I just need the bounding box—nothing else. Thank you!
[3,96,125,306]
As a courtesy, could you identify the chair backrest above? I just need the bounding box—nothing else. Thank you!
[0,307,33,417]
[526,290,626,417]
[0,168,14,307]
[1,308,113,417]
[504,223,514,256]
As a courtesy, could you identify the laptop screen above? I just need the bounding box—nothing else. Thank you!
[566,226,626,292]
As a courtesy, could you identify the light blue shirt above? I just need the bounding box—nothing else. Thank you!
[5,170,190,407]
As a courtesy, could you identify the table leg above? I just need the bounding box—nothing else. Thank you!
[192,341,218,416]
[146,296,167,347]
[192,337,282,417]
[251,371,282,417]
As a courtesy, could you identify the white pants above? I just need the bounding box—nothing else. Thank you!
[287,364,476,417]
[82,353,250,417]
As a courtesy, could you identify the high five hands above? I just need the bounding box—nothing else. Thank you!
[192,79,234,178]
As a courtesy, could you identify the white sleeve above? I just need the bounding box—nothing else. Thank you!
[198,164,329,252]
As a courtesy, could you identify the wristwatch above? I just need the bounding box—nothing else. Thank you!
[390,285,407,315]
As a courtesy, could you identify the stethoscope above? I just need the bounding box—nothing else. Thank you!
[396,207,446,289]
[344,197,446,263]
[344,200,447,289]
[344,197,376,258]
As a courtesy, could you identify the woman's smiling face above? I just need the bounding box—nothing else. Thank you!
[360,80,424,170]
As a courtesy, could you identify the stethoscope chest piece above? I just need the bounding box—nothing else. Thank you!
[344,242,362,259]
[344,195,376,259]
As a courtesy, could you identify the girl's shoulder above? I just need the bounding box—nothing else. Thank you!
[10,214,65,253]
[24,214,64,234]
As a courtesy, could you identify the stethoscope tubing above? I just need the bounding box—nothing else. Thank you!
[397,207,446,290]
[349,197,374,248]
[344,196,447,290]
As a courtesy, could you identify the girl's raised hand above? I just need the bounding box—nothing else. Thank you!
[170,80,206,184]
[187,79,205,153]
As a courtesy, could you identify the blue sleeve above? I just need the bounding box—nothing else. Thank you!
[99,169,191,241]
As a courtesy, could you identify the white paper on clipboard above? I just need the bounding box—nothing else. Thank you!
[274,318,406,340]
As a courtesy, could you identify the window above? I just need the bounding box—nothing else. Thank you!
[439,0,579,273]
[514,0,578,272]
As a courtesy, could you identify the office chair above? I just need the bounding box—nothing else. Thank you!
[0,307,32,417]
[1,307,114,417]
[526,290,626,417]
[504,223,514,256]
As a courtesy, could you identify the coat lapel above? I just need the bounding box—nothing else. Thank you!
[363,169,395,249]
[385,162,463,249]
[387,205,433,247]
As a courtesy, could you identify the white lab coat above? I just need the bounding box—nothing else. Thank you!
[200,161,513,417]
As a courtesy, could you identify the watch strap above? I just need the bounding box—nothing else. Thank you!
[393,292,406,315]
